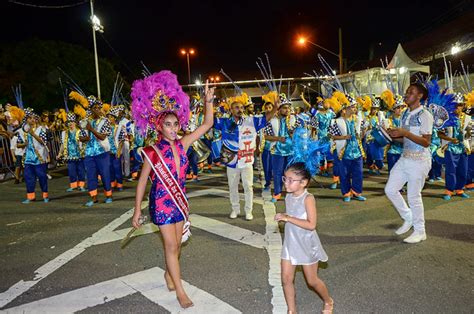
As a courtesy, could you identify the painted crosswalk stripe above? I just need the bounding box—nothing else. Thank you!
[3,267,240,314]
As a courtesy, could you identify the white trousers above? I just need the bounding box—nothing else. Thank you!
[226,166,254,214]
[121,141,130,177]
[385,157,431,233]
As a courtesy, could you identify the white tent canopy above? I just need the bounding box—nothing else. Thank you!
[387,43,430,74]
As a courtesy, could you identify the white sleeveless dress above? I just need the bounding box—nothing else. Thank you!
[281,190,328,265]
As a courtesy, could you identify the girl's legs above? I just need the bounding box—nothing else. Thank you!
[301,263,333,312]
[281,259,297,313]
[159,222,193,308]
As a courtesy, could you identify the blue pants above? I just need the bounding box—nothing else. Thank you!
[444,151,468,192]
[262,148,273,188]
[368,142,384,169]
[67,159,85,187]
[339,157,363,196]
[24,163,48,199]
[85,152,111,197]
[186,147,198,175]
[272,154,288,196]
[130,148,142,176]
[428,157,443,180]
[387,153,401,173]
[110,154,123,187]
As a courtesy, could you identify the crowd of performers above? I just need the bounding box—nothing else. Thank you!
[1,59,473,310]
[1,70,473,210]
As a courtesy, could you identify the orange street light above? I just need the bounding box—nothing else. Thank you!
[296,30,344,74]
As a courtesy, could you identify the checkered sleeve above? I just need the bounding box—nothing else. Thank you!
[100,119,112,136]
[39,129,48,145]
[310,115,319,129]
[328,121,341,137]
[263,122,274,136]
[80,129,88,138]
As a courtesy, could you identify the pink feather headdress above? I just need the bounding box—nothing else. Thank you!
[131,70,190,136]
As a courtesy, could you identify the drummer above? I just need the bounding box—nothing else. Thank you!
[366,99,386,175]
[329,97,367,202]
[386,97,404,172]
[438,96,471,200]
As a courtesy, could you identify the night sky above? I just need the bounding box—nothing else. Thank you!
[0,0,467,83]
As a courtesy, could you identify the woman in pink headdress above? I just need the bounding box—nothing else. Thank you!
[131,71,214,308]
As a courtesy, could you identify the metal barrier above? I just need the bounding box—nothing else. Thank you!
[0,135,15,180]
[0,129,64,181]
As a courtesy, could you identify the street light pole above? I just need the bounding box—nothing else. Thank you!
[186,53,191,85]
[90,0,101,99]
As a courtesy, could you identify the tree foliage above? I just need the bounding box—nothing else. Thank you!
[0,38,130,112]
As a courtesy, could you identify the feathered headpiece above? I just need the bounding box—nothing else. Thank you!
[287,127,330,176]
[131,70,190,136]
[57,109,67,123]
[69,91,89,109]
[325,96,342,114]
[74,104,87,119]
[256,53,292,107]
[262,91,278,105]
[107,106,121,118]
[380,90,395,110]
[426,79,458,129]
[356,95,372,112]
[465,90,474,108]
[4,104,25,125]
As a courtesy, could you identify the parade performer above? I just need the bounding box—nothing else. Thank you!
[464,90,474,190]
[385,83,433,244]
[75,95,113,207]
[304,93,336,180]
[438,92,471,200]
[366,97,386,175]
[329,93,367,202]
[386,95,404,172]
[131,72,215,309]
[217,68,278,219]
[265,94,296,202]
[260,101,274,191]
[22,108,50,203]
[58,112,86,192]
[274,128,333,314]
[107,106,125,191]
[5,104,26,184]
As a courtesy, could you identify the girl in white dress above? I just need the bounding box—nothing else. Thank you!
[275,162,333,314]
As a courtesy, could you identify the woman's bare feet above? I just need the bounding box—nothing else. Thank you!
[322,298,334,314]
[177,292,194,309]
[164,271,175,291]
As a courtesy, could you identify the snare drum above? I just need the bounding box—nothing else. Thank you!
[372,126,392,147]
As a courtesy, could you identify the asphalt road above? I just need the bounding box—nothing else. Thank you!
[0,166,473,313]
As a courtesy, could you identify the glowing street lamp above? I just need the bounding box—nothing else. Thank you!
[297,31,344,74]
[180,48,196,84]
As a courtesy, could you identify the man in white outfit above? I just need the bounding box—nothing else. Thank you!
[214,97,278,220]
[385,83,434,244]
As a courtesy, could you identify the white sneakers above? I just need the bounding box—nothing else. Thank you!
[229,210,253,221]
[395,220,427,243]
[395,220,413,235]
[403,231,427,244]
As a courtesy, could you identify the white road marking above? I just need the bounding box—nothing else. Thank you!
[1,185,284,312]
[3,267,240,314]
[191,214,265,248]
[262,189,286,313]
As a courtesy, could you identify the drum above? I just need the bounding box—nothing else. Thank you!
[434,145,447,165]
[372,126,392,147]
